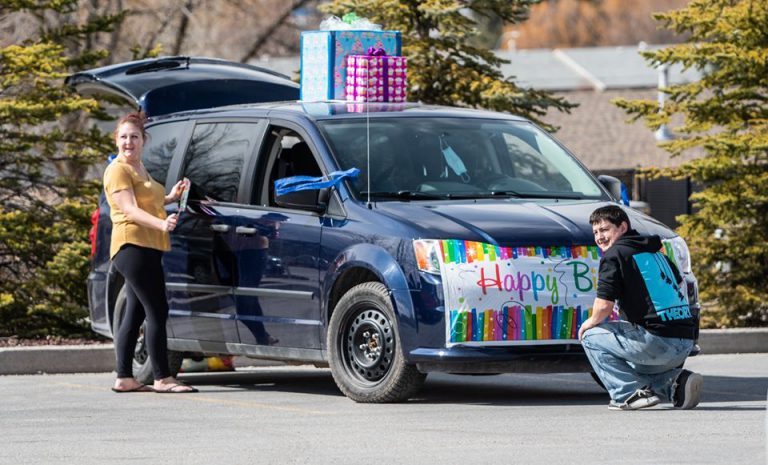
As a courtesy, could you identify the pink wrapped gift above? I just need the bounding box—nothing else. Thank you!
[346,102,407,113]
[345,48,407,103]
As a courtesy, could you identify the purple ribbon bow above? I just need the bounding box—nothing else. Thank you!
[366,47,389,101]
[367,46,387,56]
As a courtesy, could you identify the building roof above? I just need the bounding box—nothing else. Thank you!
[497,44,701,91]
[544,89,699,171]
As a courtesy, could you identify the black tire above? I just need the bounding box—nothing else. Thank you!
[112,285,183,385]
[327,282,426,403]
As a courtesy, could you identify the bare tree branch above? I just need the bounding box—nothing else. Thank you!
[138,4,178,57]
[239,0,311,62]
[172,0,200,55]
[105,0,124,65]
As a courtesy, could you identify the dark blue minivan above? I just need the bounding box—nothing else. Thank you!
[71,57,698,402]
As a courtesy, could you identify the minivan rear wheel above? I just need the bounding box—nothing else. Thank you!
[327,282,426,403]
[112,285,183,385]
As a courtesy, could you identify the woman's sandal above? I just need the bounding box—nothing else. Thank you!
[153,383,198,394]
[111,384,153,393]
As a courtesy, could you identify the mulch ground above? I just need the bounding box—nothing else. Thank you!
[0,336,109,348]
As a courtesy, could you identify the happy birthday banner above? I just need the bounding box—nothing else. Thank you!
[438,239,614,346]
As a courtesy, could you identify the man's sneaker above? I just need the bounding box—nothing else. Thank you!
[608,388,661,411]
[673,369,703,409]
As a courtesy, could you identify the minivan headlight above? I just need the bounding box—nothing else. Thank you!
[413,239,442,274]
[664,236,692,274]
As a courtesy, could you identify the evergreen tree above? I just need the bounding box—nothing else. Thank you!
[613,0,768,327]
[0,1,122,337]
[320,0,575,130]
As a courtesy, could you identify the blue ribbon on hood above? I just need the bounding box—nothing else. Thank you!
[275,168,360,196]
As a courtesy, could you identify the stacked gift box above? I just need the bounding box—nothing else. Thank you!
[300,17,407,103]
[345,52,407,103]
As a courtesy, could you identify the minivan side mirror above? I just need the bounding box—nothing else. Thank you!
[597,175,629,205]
[275,187,328,214]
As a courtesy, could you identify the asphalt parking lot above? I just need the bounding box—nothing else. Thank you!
[1,353,765,465]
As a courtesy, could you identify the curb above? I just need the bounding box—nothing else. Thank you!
[1,328,766,375]
[697,328,768,355]
[0,345,115,375]
[0,344,282,376]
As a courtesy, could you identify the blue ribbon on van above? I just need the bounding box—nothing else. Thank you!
[275,167,360,196]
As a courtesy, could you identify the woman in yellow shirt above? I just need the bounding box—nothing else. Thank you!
[104,112,196,394]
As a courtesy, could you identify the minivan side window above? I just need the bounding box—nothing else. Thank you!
[181,123,257,203]
[144,121,187,185]
[258,128,322,207]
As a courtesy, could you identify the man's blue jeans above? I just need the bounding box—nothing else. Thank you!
[581,321,694,403]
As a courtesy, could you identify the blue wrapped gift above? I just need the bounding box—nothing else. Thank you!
[300,29,401,101]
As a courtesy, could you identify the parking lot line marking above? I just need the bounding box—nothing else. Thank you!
[55,382,330,415]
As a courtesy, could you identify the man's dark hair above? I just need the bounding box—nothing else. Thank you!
[589,205,631,229]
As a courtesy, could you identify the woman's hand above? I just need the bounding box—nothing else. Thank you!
[165,179,188,204]
[163,213,178,232]
[113,188,170,232]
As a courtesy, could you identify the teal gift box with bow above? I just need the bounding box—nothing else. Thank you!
[300,29,401,101]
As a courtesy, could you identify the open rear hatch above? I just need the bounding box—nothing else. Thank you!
[66,56,299,117]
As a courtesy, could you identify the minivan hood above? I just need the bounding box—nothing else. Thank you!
[375,200,674,246]
[66,56,299,117]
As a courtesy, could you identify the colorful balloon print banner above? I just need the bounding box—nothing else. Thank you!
[439,239,611,347]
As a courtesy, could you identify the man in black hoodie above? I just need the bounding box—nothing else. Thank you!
[578,205,702,410]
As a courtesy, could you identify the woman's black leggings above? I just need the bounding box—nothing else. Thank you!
[112,244,170,380]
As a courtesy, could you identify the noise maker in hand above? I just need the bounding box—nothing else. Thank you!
[177,178,190,215]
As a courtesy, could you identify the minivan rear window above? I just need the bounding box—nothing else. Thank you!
[319,118,604,201]
[180,122,258,203]
[144,121,188,185]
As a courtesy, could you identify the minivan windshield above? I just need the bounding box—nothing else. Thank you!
[318,117,605,201]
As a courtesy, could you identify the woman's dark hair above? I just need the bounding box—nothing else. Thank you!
[589,205,631,229]
[113,111,148,140]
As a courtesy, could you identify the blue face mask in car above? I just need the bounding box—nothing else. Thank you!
[440,135,470,182]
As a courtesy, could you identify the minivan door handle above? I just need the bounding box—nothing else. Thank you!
[210,224,230,233]
[235,226,257,235]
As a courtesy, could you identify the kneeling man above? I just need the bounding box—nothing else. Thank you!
[578,205,702,410]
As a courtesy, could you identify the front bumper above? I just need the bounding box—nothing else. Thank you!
[409,344,591,374]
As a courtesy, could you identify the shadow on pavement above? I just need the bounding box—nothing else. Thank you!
[179,369,343,398]
[178,369,767,407]
[690,374,768,407]
[412,372,608,406]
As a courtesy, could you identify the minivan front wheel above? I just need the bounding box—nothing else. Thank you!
[112,285,183,385]
[328,282,426,403]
